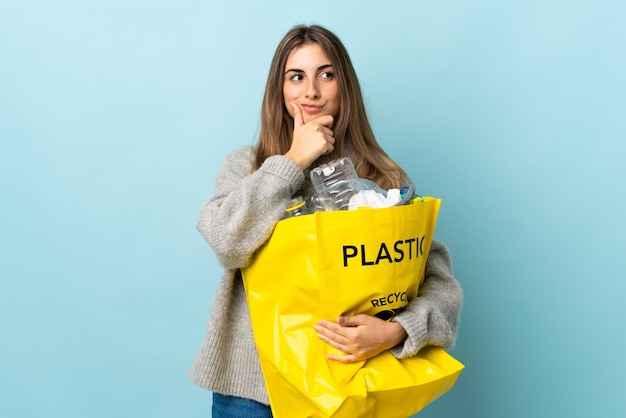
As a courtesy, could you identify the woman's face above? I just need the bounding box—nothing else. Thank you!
[283,43,341,124]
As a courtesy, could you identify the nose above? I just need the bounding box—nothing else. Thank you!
[305,79,320,99]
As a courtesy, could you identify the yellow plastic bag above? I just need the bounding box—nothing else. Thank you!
[242,197,464,418]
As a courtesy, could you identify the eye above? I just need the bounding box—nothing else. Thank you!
[320,71,334,80]
[289,73,304,82]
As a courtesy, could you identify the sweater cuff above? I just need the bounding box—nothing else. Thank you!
[389,310,428,359]
[260,155,305,194]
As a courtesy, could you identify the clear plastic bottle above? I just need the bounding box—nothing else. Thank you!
[285,196,313,217]
[309,157,360,211]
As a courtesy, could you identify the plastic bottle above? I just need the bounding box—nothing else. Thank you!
[285,196,313,217]
[309,157,360,211]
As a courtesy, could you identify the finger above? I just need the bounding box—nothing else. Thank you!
[314,323,349,343]
[322,136,335,152]
[337,315,368,327]
[320,127,335,141]
[290,102,305,128]
[316,332,350,353]
[327,353,361,363]
[317,319,347,334]
[317,114,334,128]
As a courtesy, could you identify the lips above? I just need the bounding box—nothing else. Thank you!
[301,104,324,113]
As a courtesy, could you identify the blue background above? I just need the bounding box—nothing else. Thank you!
[1,1,624,417]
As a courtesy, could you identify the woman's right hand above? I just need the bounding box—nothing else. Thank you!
[284,102,335,170]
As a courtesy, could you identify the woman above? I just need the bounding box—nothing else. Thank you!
[189,24,462,417]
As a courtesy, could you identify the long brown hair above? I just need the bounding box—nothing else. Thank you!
[253,24,408,189]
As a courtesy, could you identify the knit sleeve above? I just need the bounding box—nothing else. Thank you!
[390,240,463,358]
[197,146,305,269]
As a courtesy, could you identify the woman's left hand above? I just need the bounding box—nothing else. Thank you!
[314,315,408,363]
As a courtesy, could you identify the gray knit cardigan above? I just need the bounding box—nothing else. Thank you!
[188,146,463,405]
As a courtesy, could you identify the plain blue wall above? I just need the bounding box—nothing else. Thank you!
[1,1,624,417]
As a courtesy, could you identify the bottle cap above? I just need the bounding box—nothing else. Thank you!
[286,196,306,212]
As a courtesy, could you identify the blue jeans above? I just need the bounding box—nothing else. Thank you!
[212,392,273,418]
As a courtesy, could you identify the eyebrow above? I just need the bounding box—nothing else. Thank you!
[284,64,333,74]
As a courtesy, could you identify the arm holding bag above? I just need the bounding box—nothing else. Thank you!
[242,197,464,418]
